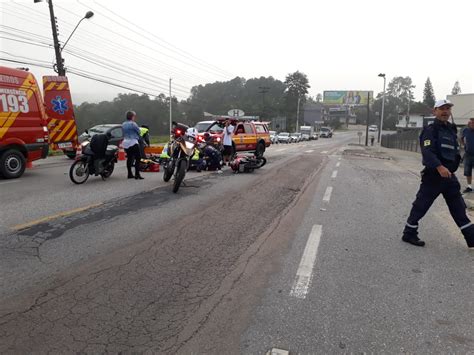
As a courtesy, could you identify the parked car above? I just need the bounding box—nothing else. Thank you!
[319,127,333,138]
[277,132,291,143]
[301,133,310,141]
[79,124,123,147]
[290,132,302,143]
[311,133,319,140]
[369,125,378,132]
[269,131,279,144]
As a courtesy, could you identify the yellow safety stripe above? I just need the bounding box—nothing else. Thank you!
[64,125,77,142]
[55,120,74,142]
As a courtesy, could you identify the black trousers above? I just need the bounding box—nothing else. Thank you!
[125,144,141,177]
[404,172,474,245]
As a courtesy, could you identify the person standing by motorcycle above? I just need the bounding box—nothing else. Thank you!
[122,110,144,180]
[222,119,234,165]
[139,125,150,159]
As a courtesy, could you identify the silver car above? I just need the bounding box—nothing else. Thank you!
[277,132,291,143]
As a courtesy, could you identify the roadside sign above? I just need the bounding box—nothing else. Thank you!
[228,109,245,117]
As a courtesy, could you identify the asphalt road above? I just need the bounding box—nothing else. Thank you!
[1,131,473,353]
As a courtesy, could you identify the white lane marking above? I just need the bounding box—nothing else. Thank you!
[0,180,20,185]
[322,186,333,202]
[338,157,342,161]
[305,150,314,153]
[321,150,328,154]
[336,162,341,167]
[331,170,338,179]
[290,224,323,299]
[276,148,287,152]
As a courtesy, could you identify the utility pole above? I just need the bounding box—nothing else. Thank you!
[377,73,386,143]
[46,0,65,75]
[365,91,370,146]
[258,86,269,122]
[169,78,172,137]
[296,97,301,132]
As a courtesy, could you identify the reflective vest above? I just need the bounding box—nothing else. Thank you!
[192,148,200,160]
[139,127,149,137]
[160,143,170,159]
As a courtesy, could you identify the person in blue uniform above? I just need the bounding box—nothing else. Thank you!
[402,99,474,248]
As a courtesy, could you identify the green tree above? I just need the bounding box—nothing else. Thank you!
[422,77,436,108]
[284,71,310,130]
[451,81,462,95]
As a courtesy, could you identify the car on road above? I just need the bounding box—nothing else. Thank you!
[277,132,291,143]
[319,127,333,138]
[269,131,279,144]
[311,132,319,140]
[369,125,378,132]
[79,124,123,147]
[290,132,302,143]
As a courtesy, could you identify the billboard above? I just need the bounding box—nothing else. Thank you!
[323,91,373,105]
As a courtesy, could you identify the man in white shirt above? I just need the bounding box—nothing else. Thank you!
[222,119,235,164]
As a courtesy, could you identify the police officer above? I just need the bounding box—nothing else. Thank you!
[402,99,474,248]
[138,125,150,159]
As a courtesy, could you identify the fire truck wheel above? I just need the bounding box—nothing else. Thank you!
[0,149,26,179]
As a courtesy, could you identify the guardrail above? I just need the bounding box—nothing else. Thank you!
[381,129,421,153]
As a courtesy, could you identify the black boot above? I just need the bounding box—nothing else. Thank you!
[402,233,425,247]
[135,174,144,180]
[461,224,474,248]
[127,172,134,179]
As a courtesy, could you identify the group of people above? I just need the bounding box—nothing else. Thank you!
[123,112,237,177]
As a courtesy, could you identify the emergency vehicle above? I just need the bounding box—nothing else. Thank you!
[0,66,78,178]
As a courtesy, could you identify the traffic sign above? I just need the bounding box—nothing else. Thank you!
[228,109,245,117]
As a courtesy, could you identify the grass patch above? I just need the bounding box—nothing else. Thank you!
[150,135,170,144]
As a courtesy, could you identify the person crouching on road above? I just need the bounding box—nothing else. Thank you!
[201,133,223,173]
[222,119,234,165]
[122,110,144,180]
[402,100,474,249]
[461,117,474,193]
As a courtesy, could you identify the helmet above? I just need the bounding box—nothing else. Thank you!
[186,127,198,139]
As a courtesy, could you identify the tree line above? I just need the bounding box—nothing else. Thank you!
[74,71,463,134]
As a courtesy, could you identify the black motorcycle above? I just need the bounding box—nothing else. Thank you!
[69,134,118,184]
[162,122,197,193]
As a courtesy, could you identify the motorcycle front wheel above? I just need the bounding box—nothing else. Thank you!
[101,162,115,179]
[69,160,89,184]
[163,160,174,182]
[172,160,186,193]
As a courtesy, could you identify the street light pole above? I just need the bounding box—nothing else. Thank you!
[35,0,93,76]
[169,78,172,137]
[296,97,301,132]
[378,73,386,143]
[45,0,65,75]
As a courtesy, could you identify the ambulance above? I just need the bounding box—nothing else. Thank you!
[0,66,78,178]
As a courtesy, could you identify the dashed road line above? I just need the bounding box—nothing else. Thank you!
[331,170,338,179]
[305,150,314,153]
[321,150,328,154]
[336,162,341,167]
[290,224,323,299]
[322,186,333,202]
[276,148,288,152]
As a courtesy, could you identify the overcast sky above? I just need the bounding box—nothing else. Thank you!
[1,0,472,104]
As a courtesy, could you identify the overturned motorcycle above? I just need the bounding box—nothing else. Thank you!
[69,133,118,184]
[162,122,197,193]
[229,153,266,173]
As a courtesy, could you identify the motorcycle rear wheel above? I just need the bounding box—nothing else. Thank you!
[172,161,186,193]
[69,160,89,184]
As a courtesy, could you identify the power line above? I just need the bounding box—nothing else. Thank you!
[88,0,234,78]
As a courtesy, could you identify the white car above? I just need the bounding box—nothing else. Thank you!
[269,130,279,144]
[369,125,378,132]
[277,132,291,143]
